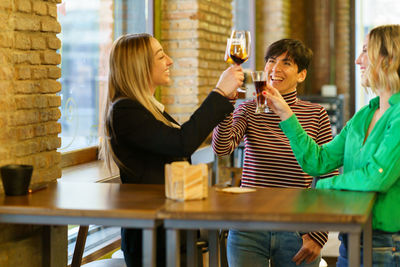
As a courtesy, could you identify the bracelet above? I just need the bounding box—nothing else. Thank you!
[213,87,226,98]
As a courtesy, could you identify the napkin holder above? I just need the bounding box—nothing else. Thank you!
[165,161,208,201]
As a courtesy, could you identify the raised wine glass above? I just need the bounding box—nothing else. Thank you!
[224,30,251,93]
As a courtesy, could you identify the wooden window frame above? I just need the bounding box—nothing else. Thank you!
[61,146,98,168]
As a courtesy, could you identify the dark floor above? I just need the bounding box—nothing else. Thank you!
[325,257,338,267]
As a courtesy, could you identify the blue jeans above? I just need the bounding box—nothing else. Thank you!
[227,230,321,267]
[337,231,400,267]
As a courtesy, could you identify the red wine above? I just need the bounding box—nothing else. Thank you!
[230,55,248,64]
[230,44,248,65]
[254,81,266,103]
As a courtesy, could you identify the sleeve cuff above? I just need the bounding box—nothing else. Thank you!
[208,91,235,113]
[315,177,333,189]
[308,232,328,247]
[279,114,303,140]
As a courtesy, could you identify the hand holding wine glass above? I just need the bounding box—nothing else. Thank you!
[262,83,293,120]
[215,65,244,99]
[224,30,251,93]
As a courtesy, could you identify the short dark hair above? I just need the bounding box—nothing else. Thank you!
[264,39,313,72]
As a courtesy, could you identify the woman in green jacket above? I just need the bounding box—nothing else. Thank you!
[265,24,400,266]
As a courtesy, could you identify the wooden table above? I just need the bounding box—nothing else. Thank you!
[0,182,166,267]
[159,187,376,267]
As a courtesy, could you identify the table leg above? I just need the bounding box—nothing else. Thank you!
[363,215,373,267]
[142,228,156,267]
[208,230,220,267]
[186,230,198,266]
[167,229,180,267]
[348,232,361,266]
[42,226,51,267]
[43,225,68,267]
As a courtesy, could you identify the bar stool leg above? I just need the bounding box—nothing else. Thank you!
[186,230,198,266]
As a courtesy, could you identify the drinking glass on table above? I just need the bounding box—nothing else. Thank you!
[251,71,270,113]
[224,30,251,93]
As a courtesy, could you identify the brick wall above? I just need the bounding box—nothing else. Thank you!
[160,0,352,123]
[0,0,62,187]
[0,0,65,266]
[254,0,352,113]
[290,0,306,42]
[335,0,351,121]
[255,0,290,70]
[308,0,331,94]
[289,0,307,94]
[161,0,233,123]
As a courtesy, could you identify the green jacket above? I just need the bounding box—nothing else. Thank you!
[280,92,400,232]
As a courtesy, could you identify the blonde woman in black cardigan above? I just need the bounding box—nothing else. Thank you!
[99,33,243,267]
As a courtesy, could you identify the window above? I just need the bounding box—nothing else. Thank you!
[355,0,400,111]
[57,0,154,263]
[57,0,153,152]
[114,0,154,37]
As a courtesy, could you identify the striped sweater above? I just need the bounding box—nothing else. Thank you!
[212,90,339,247]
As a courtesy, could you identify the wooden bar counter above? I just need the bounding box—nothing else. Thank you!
[0,182,166,267]
[159,187,376,267]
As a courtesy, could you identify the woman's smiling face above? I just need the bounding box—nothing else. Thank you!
[264,51,306,95]
[150,38,173,93]
[355,35,370,87]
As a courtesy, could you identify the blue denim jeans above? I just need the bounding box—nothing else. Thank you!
[227,230,321,267]
[337,231,400,267]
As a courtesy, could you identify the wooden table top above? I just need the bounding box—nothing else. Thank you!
[159,187,376,225]
[0,182,166,220]
[0,183,376,226]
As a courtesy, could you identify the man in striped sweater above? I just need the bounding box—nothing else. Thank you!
[212,39,339,267]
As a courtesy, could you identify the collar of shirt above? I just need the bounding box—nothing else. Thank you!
[151,96,165,113]
[282,90,298,106]
[369,91,400,109]
[389,92,400,106]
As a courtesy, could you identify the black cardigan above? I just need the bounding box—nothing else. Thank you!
[109,91,234,185]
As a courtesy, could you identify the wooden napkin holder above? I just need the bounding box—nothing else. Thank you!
[165,161,208,201]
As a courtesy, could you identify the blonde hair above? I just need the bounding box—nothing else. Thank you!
[366,24,400,94]
[99,33,176,172]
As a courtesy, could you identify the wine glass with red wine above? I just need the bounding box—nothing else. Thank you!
[228,30,251,64]
[225,30,251,93]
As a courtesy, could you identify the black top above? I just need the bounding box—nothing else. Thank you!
[109,91,234,185]
[109,91,234,257]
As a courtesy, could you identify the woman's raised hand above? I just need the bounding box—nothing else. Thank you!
[262,84,293,121]
[215,65,244,99]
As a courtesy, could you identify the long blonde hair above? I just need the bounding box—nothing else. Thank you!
[366,24,400,94]
[99,33,176,172]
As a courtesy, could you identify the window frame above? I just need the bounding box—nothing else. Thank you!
[60,0,160,167]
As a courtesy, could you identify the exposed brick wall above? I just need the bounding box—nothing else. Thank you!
[0,0,62,184]
[161,0,233,123]
[290,0,306,43]
[307,0,331,94]
[255,0,352,113]
[335,0,351,121]
[0,0,65,266]
[160,0,352,124]
[255,0,290,70]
